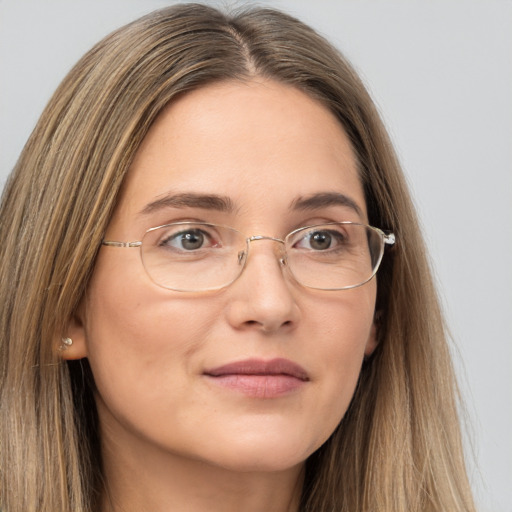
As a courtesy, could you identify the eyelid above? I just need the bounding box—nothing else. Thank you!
[146,219,359,243]
[288,216,359,233]
[158,224,217,238]
[147,216,217,228]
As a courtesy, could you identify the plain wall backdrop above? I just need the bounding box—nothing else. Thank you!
[1,1,511,510]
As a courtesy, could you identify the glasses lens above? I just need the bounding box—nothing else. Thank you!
[141,223,246,291]
[285,223,384,290]
[139,222,386,292]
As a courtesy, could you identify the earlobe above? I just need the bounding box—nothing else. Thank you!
[60,304,88,360]
[364,311,381,357]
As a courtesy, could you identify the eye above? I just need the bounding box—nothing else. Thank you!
[160,228,219,251]
[308,231,334,250]
[293,228,346,251]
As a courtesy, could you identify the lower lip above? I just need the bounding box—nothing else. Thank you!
[205,374,306,398]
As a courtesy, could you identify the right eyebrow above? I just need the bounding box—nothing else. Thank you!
[139,192,235,216]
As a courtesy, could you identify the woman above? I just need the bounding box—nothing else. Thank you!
[0,4,476,512]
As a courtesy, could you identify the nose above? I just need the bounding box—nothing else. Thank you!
[224,238,301,334]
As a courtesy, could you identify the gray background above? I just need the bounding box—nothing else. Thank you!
[1,1,511,510]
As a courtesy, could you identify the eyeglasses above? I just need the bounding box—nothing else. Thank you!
[102,221,395,292]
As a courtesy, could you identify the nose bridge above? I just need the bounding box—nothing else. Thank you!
[245,235,286,264]
[235,235,288,281]
[228,233,299,333]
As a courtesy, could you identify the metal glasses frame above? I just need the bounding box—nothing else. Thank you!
[102,221,396,292]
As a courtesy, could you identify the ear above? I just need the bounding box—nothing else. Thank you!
[364,311,381,357]
[60,302,88,360]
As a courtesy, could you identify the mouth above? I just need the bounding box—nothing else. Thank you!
[203,358,309,398]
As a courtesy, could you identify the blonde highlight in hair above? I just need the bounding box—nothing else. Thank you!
[0,4,475,511]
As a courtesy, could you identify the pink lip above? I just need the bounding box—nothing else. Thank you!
[203,358,309,398]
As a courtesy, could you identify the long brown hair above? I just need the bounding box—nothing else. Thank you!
[0,4,475,511]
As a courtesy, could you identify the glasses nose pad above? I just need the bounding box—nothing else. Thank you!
[237,250,247,266]
[237,246,286,267]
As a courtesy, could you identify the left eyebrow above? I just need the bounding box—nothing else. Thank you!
[290,192,364,218]
[138,192,236,216]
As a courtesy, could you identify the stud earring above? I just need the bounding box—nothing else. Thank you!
[59,337,73,351]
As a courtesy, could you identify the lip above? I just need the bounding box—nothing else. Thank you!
[203,358,309,398]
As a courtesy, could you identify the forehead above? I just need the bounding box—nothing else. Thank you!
[111,79,366,232]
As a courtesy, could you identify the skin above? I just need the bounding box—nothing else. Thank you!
[66,79,378,512]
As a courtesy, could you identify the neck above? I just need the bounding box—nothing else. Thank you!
[99,422,304,512]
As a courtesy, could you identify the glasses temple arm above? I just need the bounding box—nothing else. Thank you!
[101,240,142,248]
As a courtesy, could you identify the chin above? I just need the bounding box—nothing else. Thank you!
[210,451,307,474]
[190,429,324,474]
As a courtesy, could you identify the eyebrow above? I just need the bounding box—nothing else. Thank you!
[290,192,364,217]
[139,192,235,215]
[139,190,363,218]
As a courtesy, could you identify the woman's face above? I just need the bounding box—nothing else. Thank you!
[68,79,377,474]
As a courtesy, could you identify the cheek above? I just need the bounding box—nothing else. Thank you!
[82,257,217,418]
[310,284,376,360]
[304,288,376,437]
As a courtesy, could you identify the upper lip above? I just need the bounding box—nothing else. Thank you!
[204,358,309,381]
